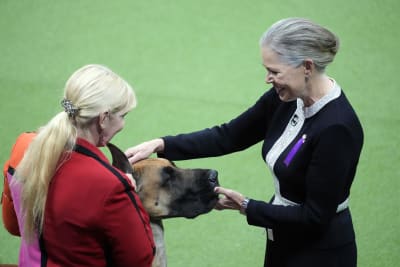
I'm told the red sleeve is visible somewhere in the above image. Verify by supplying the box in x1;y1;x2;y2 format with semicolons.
101;183;155;267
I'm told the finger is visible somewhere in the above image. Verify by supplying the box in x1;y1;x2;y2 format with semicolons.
214;186;230;195
125;148;148;164
217;198;240;210
128;154;142;164
214;201;224;210
125;147;138;158
215;187;238;200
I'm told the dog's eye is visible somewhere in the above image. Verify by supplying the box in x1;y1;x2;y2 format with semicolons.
161;166;175;186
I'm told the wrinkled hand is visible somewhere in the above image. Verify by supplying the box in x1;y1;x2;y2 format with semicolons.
214;186;245;211
125;138;165;164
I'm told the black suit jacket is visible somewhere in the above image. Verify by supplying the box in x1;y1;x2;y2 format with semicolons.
160;86;363;250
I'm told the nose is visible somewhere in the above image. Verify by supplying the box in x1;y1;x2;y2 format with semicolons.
265;73;274;84
207;170;219;188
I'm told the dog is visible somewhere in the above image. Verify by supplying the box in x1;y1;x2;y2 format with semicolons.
107;143;219;267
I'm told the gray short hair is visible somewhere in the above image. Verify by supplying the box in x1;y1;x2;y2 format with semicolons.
259;18;340;72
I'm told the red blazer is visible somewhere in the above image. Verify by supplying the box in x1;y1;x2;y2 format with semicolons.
43;138;155;267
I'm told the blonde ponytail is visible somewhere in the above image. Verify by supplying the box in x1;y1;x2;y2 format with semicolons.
16;112;77;240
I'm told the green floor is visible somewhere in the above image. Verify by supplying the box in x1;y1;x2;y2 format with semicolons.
1;0;399;266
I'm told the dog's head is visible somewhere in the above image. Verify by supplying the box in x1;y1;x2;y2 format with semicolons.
107;143;219;220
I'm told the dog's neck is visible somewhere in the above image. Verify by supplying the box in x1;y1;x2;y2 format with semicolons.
106;143;168;267
150;219;167;267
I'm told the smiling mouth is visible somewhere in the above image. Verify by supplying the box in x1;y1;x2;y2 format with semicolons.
275;86;284;94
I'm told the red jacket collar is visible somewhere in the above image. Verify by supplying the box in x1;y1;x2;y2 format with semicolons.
75;138;110;163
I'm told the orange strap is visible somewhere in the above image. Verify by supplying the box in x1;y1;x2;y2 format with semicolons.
2;132;36;236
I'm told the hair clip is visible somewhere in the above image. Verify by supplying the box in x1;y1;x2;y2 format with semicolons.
61;99;79;117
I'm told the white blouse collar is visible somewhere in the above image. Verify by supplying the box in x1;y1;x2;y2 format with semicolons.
297;79;341;118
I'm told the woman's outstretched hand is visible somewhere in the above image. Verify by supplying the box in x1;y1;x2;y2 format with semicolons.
214;186;245;211
125;138;165;164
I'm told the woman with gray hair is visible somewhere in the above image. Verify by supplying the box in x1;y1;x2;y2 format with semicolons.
126;18;363;266
13;64;155;266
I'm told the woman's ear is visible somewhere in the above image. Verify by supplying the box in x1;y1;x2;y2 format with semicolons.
98;111;110;130
303;59;314;76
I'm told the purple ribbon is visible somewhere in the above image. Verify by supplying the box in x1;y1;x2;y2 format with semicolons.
284;134;306;166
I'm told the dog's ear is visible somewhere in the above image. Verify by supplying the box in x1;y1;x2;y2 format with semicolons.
107;143;134;175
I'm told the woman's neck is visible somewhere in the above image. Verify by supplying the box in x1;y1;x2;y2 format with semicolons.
302;74;334;107
77;126;100;147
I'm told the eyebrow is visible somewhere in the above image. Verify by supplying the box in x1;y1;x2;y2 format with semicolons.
262;64;278;73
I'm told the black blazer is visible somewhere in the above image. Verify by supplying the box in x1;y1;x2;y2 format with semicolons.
160;86;363;249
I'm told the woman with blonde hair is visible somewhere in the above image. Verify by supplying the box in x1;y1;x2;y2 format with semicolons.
13;64;155;267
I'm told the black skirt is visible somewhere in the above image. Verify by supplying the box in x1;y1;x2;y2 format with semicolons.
264;238;356;267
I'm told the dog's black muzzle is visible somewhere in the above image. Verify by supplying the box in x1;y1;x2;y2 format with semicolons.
207;169;219;189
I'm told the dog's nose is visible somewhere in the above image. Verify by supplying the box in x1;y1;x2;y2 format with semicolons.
208;170;219;188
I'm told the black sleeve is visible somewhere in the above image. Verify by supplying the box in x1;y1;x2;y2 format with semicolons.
159;89;280;160
246;124;359;230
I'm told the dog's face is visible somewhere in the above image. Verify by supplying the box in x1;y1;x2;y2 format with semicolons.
107;143;219;220
133;158;219;219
